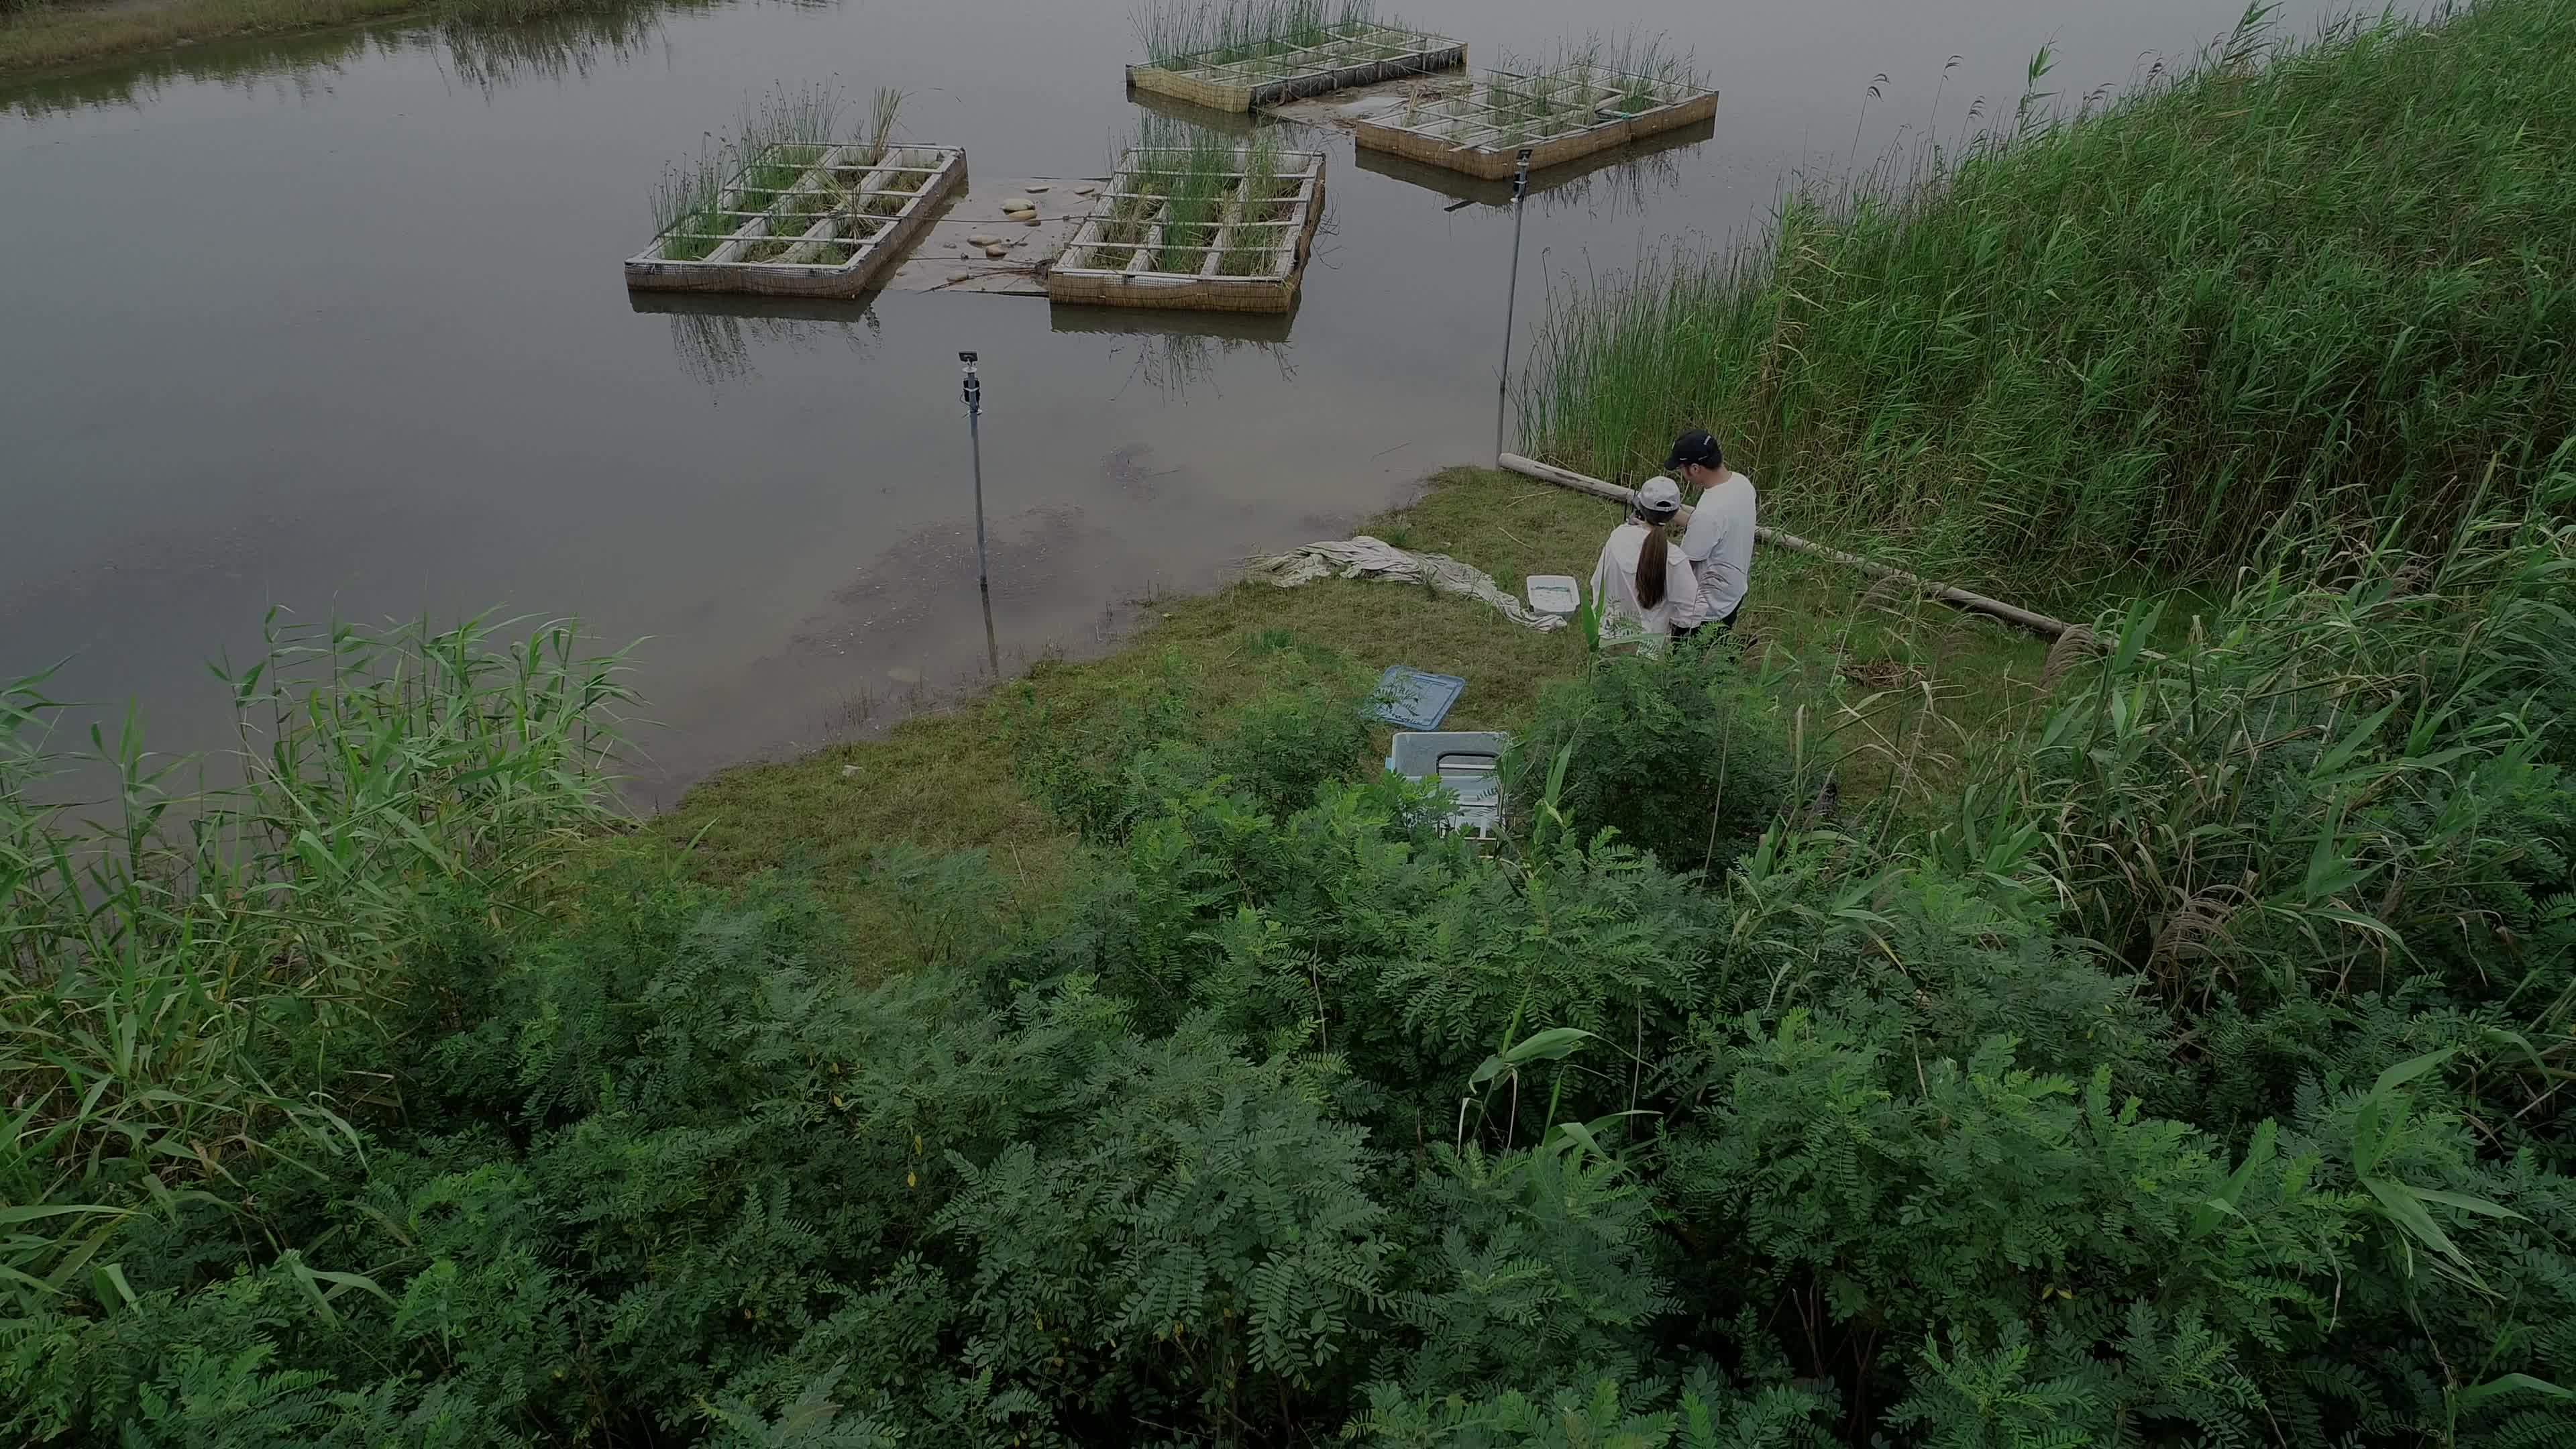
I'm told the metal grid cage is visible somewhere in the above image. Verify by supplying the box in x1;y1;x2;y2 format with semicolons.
1047;146;1327;314
625;144;966;297
1352;68;1718;179
1126;21;1464;112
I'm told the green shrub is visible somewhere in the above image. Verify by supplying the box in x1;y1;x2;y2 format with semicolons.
1931;503;2576;1016
1008;663;1371;841
1505;641;1803;875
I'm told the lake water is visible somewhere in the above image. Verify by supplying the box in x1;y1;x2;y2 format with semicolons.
0;0;2367;799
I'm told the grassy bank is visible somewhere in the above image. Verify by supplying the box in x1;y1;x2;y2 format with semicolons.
0;0;635;76
658;466;2050;952
1521;0;2576;583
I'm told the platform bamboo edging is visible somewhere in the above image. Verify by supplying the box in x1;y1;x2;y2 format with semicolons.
627;144;965;299
1048;147;1326;315
1352;70;1718;180
1127;23;1464;113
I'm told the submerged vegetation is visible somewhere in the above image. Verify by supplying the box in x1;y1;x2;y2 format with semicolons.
1520;0;2576;584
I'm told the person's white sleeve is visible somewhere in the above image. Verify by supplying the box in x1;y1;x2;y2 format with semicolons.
1589;538;1615;613
1669;550;1705;628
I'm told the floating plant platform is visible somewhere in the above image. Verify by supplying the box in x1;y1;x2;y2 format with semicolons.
1350;110;1715;206
1350;67;1717;180
626;144;965;298
1126;21;1463;113
1048;146;1326;315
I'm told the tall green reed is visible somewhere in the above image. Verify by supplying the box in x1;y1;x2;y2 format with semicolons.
1123;114;1240;273
1218;127;1285;274
1922;472;2576;1014
1519;0;2576;584
1132;0;1379;67
650;78;855;256
1;612;633;1309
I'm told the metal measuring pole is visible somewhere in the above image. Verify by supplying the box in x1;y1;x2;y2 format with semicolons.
1494;147;1534;462
960;351;987;592
959;351;1000;676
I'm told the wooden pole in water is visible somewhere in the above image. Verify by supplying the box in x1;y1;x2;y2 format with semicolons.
1494;148;1534;463
1495;451;2078;641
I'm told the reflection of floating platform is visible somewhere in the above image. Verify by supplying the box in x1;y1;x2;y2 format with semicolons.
625;290;877;321
1352;113;1715;206
1122;83;1271;136
1126;21;1464;113
625;144;965;298
1049;146;1326;315
1351;70;1718;180
1046;304;1296;342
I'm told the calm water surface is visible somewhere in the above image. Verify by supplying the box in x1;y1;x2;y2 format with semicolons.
0;0;2367;797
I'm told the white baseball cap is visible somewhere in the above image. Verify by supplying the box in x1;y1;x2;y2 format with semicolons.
1635;476;1682;518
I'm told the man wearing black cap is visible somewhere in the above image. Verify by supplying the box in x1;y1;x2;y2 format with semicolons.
1668;429;1756;634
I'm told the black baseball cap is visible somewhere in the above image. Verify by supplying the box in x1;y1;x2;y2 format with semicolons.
1664;429;1723;472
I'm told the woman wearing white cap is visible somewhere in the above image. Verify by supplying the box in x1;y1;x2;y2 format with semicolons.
1587;476;1703;653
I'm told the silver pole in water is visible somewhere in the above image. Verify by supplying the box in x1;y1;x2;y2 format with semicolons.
961;351;987;590
1495;147;1534;463
961;351;998;675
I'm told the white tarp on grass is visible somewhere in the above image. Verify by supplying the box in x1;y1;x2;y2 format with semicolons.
1245;536;1567;632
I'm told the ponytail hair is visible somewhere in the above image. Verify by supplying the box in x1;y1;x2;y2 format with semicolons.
1635;519;1670;610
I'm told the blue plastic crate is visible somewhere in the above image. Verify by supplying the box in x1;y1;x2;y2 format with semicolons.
1369;666;1465;729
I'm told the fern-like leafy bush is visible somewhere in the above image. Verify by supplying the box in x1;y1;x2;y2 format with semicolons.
8;467;2575;1443
1507;638;1804;875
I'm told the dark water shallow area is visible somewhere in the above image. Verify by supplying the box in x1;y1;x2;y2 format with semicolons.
0;0;2378;800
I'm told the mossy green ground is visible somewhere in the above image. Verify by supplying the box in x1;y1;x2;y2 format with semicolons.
654;467;2052;958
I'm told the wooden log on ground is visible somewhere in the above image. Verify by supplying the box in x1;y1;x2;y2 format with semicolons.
1496;453;2076;641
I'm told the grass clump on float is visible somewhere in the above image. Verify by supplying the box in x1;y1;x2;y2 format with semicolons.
1144;119;1240;274
1217;127;1287;275
1483;32;1703;145
647;82;912;266
647;79;843;262
1132;0;1377;69
1516;0;2576;584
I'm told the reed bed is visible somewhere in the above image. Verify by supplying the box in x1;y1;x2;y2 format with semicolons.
1476;33;1702;143
648;83;909;265
1;614;633;1297
1080;114;1282;276
1132;0;1376;69
1517;0;2576;582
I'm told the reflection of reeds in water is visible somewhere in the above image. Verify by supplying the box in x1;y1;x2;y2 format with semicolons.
4;0;700;120
1121;331;1294;399
665;307;878;388
439;0;693;90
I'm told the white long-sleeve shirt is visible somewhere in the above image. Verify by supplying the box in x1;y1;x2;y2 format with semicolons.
1680;471;1758;623
1589;521;1702;652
